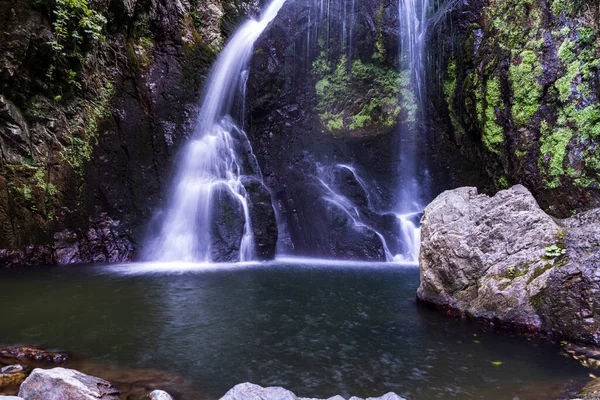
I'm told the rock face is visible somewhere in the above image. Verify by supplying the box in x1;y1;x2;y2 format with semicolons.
426;0;600;216
0;0;260;266
220;383;406;400
18;368;120;400
418;185;600;345
243;0;472;260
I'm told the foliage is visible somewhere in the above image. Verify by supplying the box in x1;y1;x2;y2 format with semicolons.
64;82;114;176
545;244;566;258
32;0;107;93
49;0;106;55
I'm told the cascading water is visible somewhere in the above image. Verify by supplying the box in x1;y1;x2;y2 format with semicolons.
317;164;395;261
394;0;432;263
144;0;286;263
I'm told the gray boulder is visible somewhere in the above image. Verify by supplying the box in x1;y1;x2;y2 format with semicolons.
418;185;600;345
147;390;174;400
18;367;120;400
219;383;406;400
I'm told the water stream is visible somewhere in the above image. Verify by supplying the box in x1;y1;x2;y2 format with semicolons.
395;0;433;262
144;0;286;262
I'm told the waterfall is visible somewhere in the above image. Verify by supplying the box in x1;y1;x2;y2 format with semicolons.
144;0;286;263
394;0;431;263
317;164;395;261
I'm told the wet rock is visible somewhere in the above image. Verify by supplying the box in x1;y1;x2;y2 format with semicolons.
18;368;120;400
419;185;600;345
0;364;27;388
210;186;245;262
576;378;600;400
0;347;67;365
220;383;407;400
242;177;278;260
147;390;174;400
0;365;23;374
0;95;30;164
0;363;27;388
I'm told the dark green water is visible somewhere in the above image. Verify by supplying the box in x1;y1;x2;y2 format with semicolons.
0;261;589;399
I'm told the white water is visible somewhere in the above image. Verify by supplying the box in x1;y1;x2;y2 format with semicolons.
144;0;286;262
394;0;430;263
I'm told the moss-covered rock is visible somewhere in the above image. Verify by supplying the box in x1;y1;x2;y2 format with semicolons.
428;0;600;216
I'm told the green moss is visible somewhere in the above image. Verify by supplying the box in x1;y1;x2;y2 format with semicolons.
32;168;57;196
498;175;510;188
509;50;542;126
313;56;409;135
538;121;572;188
64;81;114;176
327;118;344;131
482;77;504;154
526;263;553;284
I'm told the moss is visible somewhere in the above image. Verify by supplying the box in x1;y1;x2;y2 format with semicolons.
530;291;544;308
500;263;530;280
498;175;510;188
32;168;57;197
64;81;115;177
509;50;542;126
482;77;504;154
313;56;410;135
538;122;572;189
526;263;553;284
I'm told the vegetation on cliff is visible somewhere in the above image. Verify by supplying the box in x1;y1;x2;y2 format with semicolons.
436;0;600;215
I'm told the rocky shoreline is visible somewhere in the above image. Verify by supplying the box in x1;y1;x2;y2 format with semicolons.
0;345;597;400
0;346;408;400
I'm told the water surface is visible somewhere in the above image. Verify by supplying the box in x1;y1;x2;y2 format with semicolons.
0;261;588;399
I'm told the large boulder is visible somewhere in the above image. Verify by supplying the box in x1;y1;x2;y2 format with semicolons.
418;185;600;345
219;383;406;400
18;367;120;400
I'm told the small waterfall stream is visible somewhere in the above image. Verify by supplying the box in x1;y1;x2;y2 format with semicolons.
394;0;432;263
144;0;286;262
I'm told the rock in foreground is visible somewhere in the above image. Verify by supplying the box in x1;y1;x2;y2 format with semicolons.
18;368;120;400
418;185;600;346
220;382;406;400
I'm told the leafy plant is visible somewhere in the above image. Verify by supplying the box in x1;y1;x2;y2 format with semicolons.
545;244;567;258
49;0;106;55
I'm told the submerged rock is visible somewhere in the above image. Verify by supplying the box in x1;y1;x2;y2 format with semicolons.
18;368;120;400
220;383;406;400
0;347;67;365
418;185;600;346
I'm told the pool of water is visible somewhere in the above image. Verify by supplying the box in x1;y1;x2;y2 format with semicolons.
0;260;589;399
